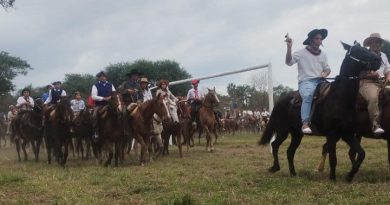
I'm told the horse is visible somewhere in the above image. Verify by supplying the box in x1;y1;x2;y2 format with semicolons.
44;96;73;166
316;88;390;172
127;93;170;165
199;88;220;152
177;100;193;151
11;99;44;161
161;99;182;157
258;42;382;182
0;118;7;147
72;108;94;160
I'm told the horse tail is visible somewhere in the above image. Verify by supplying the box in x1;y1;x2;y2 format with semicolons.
258;93;293;145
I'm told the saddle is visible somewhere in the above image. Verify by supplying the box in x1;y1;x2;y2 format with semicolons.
290;82;332;107
127;103;139;117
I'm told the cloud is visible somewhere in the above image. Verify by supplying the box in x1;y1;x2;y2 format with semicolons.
1;0;390;96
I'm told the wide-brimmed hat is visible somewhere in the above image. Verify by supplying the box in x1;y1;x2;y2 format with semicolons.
363;33;384;47
52;81;62;85
96;71;108;78
157;79;169;87
140;77;149;84
191;79;200;85
126;69;143;77
303;29;328;45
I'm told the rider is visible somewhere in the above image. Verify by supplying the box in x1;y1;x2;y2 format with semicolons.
187;79;203;126
6;105;18;136
140;77;153;102
16;88;35;111
156;79;178;103
70;91;86;117
285;28;331;134
91;71;116;140
118;69;143;105
359;33;390;134
44;81;67;106
41;84;53;102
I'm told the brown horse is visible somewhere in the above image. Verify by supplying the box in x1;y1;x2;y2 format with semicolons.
178;100;193;152
72;109;94;160
11;99;44;161
44;96;73;166
161;99;182;157
94;92;124;167
199;88;220;152
128;93;170;165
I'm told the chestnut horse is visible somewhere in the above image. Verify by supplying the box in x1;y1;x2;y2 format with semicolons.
161;99;182;157
199;88;220;152
128;93;170;165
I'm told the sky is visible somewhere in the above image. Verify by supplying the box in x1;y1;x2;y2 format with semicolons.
1;0;390;95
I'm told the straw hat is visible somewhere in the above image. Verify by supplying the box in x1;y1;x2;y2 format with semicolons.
140;77;149;84
363;33;384;47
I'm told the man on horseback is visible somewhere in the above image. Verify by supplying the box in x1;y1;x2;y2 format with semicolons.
359;33;390;134
140;77;152;102
187;79;203;126
91;71;116;141
118;69;143;104
16;88;35;111
44;81;67;106
285;29;331;134
41;85;53;102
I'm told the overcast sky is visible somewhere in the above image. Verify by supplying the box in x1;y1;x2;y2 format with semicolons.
1;0;390;95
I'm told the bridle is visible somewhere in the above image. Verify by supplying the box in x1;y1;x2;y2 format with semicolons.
347;45;374;70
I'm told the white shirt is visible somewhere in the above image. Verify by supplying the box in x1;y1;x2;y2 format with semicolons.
70;99;86;112
142;89;153;102
16;96;35;110
376;52;390;77
44;89;67;104
187;88;204;101
7;110;17;121
287;48;331;82
91;82;116;101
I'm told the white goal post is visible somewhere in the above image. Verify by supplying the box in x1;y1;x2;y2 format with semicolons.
151;63;274;111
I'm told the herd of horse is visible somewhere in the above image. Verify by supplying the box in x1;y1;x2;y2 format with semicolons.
2;41;382;183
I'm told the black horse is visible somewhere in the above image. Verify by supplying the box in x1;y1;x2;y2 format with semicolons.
259;42;382;182
11;99;44;161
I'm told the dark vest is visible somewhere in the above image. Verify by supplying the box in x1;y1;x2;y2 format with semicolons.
51;89;63;104
95;82;112;106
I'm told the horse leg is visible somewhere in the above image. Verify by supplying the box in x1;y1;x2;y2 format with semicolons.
114;141;120;167
327;134;341;181
15;138;21;162
21;140;28;161
203;126;211;152
137;135;147;166
348;136;362;165
212;127;219;151
30;140;37;162
316;142;328;172
342;134;365;182
62;139;69;167
177;132;183;158
45;136;52;164
35;137;42;162
287;129;303;176
387;137;390;167
104;142;113;167
269;131;288;173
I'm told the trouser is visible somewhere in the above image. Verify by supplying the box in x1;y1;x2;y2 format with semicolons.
298;78;324;124
190;101;201;123
359;81;381;129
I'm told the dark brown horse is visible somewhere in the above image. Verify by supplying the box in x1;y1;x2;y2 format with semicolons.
199;88;220;152
316;90;390;171
11;99;44;161
72;109;94;160
161;99;182;157
45;96;73;166
178;100;193;152
259;42;382;182
93;92;124;167
128;93;170;165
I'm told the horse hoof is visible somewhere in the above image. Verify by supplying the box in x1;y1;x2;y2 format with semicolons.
268;166;280;173
290;172;297;177
345;173;354;183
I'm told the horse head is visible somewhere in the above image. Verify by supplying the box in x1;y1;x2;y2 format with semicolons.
339;41;382;77
165;98;179;124
178;100;191;120
108;92;123;114
153;93;171;122
205;87;220;107
57;96;73;124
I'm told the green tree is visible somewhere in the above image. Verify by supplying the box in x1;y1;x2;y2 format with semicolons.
0;0;15;8
273;84;294;102
0;51;32;97
105;59;192;96
62;73;95;98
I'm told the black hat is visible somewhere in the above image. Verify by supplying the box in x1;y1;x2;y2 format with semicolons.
303;29;328;45
96;71;108;78
52;81;62;85
126;69;143;77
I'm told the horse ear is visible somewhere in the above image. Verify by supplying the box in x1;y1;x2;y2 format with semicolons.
353;40;361;46
341;41;351;50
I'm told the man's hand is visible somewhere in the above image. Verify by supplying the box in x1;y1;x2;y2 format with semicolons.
104;96;112;101
321;70;331;78
127;89;138;94
366;71;379;79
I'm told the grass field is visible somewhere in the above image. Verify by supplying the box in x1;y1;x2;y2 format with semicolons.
0;133;389;205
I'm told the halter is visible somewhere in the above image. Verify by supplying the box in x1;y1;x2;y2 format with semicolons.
347;45;373;69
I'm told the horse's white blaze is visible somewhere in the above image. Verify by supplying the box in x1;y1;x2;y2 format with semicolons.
163;99;171;119
117;94;123;112
168;103;179;123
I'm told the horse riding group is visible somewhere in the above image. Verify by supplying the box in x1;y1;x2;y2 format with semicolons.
8;69;221;167
259;29;390;182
